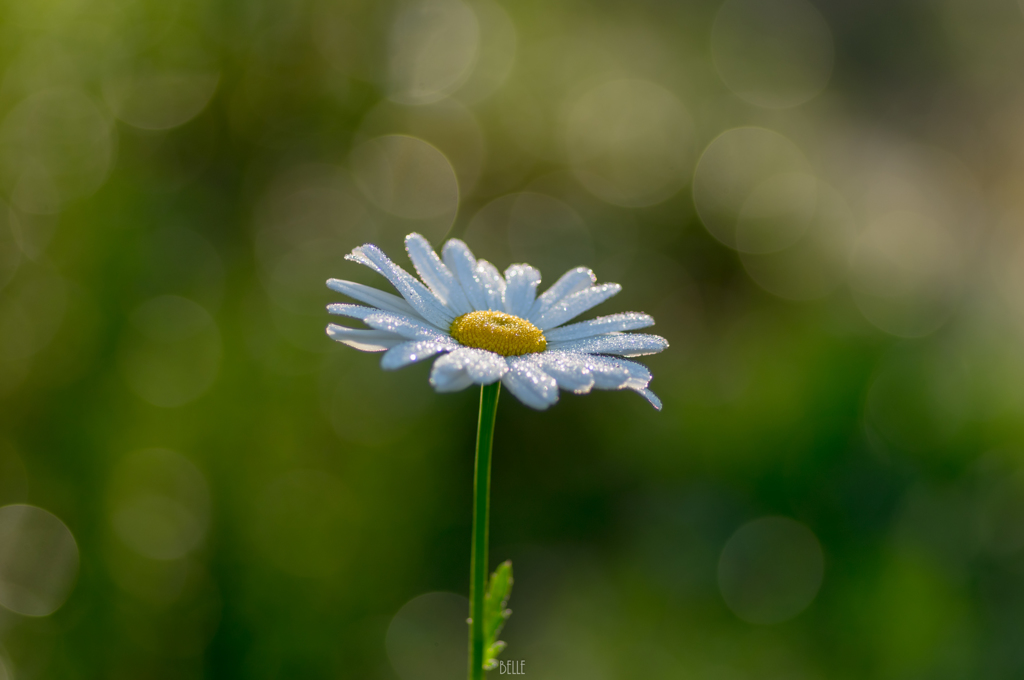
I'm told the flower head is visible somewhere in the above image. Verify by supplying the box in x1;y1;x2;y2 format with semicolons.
325;233;668;410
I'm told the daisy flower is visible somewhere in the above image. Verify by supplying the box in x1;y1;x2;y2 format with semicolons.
325;233;668;410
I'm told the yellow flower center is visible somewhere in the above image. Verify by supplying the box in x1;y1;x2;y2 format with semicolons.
449;310;547;356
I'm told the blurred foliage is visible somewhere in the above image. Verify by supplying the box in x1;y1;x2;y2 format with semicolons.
1;0;1024;678
483;560;512;671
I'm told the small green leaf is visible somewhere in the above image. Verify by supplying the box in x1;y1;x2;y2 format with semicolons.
482;560;513;671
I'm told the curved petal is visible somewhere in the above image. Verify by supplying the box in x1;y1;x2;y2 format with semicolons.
475;260;506;310
534;283;622;330
405;233;473;315
549;332;668;357
429;347;509;392
328;303;443;338
637;388;663;410
544;312;654;342
429;363;475;392
381;340;455;370
327;302;391;320
546;351;661;409
363;312;454;342
579;356;630;389
534;352;594;394
326;324;406;352
326;279;419;318
528;267;595;321
441;239;490;312
346;244;454;328
579;354;650;389
503;264;541;318
502;356;559;410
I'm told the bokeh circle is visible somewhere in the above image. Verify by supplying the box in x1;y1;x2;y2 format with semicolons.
565;79;694;207
711;0;834;108
0;504;79;617
718;516;824;624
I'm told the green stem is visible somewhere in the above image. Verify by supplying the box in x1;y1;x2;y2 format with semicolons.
469;381;500;680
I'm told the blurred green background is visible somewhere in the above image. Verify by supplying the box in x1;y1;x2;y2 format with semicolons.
2;0;1024;677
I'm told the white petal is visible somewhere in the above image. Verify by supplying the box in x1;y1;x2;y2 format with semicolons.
637;388;663;410
528;267;596;320
342;248;384;275
502;356;559;410
540;351;661;407
328;303;442;336
429;348;509;392
326;302;387;320
549;332;668;357
544;312;654;342
580;354;651;389
326;279;419;317
346;244;454;328
534;352;594;394
363;312;453;341
429;364;475;392
381;340;454;370
534;283;622;330
405;233;473;315
326;324;406;352
441;239;490;311
475;260;506;310
503;264;541;318
581;356;630;389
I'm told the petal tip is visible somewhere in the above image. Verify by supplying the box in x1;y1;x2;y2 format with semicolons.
639;388;663;410
572;266;597;283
